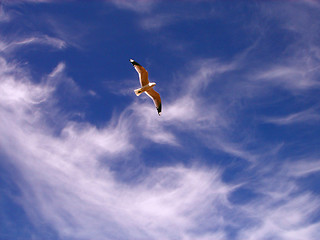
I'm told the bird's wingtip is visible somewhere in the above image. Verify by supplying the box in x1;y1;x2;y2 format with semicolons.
130;59;141;66
157;103;162;116
157;107;162;116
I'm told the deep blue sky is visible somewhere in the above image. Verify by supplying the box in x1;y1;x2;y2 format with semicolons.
1;1;320;240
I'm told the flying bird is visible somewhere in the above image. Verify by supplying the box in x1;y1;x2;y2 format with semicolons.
130;59;162;115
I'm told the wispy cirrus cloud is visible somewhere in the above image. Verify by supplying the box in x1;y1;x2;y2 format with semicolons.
139;13;175;30
108;0;158;13
127;58;231;138
5;44;315;240
225;157;320;240
247;2;320;94
0;55;233;240
1;1;320;239
125;57;265;163
44;16;90;49
0;4;11;22
139;6;216;31
238;193;320;240
1;0;73;4
48;62;66;78
0;2;89;51
253;64;320;92
0;35;66;53
286;158;320;177
2;34;320;240
263;107;320;125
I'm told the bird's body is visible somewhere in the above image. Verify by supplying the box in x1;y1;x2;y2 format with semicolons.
134;82;156;96
130;59;162;115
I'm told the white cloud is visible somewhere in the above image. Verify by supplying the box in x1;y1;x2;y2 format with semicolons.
253;65;320;91
247;2;320;95
6;51;309;240
140;13;174;30
158;58;261;162
108;0;158;13
0;35;66;53
138;2;217;31
238;193;320;240
231;158;320;240
40;15;91;50
124;58;247;159
0;4;11;22
2;0;71;3
1;40;320;240
0;56;235;240
48;62;66;78
286;159;320;177
184;58;237;94
1;1;320;237
263;108;320;125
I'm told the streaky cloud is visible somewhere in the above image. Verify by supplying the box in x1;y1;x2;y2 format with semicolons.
238;194;320;240
263;108;320;125
286;159;320;177
0;35;66;53
108;0;157;13
0;56;234;239
253;65;320;91
48;62;66;78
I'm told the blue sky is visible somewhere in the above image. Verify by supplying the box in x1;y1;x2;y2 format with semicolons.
1;0;320;239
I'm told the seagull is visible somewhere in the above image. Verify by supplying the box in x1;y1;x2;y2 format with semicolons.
130;59;162;116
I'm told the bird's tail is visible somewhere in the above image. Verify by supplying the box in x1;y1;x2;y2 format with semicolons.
134;88;143;96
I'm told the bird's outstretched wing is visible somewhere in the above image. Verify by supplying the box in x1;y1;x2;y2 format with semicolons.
146;88;162;115
130;59;149;87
